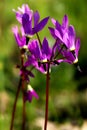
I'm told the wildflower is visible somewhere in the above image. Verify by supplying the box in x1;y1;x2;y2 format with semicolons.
49;15;80;64
25;38;50;73
12;26;26;48
13;4;49;36
25;38;63;73
13;4;33;24
56;38;80;64
25;84;39;102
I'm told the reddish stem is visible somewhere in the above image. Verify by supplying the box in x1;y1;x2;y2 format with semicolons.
44;63;50;130
10;78;21;130
22;91;26;130
21;52;26;130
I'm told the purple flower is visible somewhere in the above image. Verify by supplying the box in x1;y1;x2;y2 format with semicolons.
49;15;77;51
49;15;68;42
13;4;33;24
25;38;63;73
25;84;39;102
12;26;26;48
25;38;51;73
56;38;80;64
49;15;80;64
13;4;49;36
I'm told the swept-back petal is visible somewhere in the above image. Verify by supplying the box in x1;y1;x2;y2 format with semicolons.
51;18;57;26
13;10;22;23
22;13;32;35
62;15;68;29
24;4;33;14
48;27;57;39
28;40;41;59
25;85;39;102
42;38;52;58
55;21;63;38
75;38;80;56
68;25;75;50
51;18;63;38
49;27;63;41
34;11;40;26
12;26;26;47
32;17;49;34
62;50;75;64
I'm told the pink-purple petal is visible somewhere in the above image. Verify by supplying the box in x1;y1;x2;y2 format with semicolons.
33;11;40;26
48;27;57;39
28;40;41;59
62;15;69;29
24;4;32;14
22;13;32;35
54;28;63;41
25;89;39;102
42;38;52;58
68;25;75;49
55;21;63;38
12;26;26;47
15;11;22;23
32;17;49;34
51;18;57;26
75;38;80;56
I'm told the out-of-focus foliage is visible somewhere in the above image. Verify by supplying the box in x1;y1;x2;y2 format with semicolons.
0;0;87;129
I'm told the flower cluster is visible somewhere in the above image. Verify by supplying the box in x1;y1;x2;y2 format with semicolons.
49;15;80;64
12;4;80;102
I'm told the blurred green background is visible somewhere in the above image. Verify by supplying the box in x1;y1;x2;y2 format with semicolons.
0;0;87;130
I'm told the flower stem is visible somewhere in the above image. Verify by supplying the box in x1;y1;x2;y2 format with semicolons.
36;33;42;48
22;91;26;130
54;44;65;59
21;52;26;130
10;78;21;130
44;63;50;130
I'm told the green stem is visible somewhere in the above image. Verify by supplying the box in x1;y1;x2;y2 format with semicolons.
36;33;42;48
44;63;50;130
54;44;64;59
10;78;21;130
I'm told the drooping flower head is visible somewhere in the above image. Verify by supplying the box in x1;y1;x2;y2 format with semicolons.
25;38;51;73
49;15;80;64
13;4;33;24
13;4;49;36
25;38;63;73
25;84;39;102
56;38;80;64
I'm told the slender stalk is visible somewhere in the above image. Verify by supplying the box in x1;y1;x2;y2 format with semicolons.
44;63;50;130
21;52;26;130
21;75;26;130
36;33;42;48
54;44;64;59
10;78;21;130
22;91;26;130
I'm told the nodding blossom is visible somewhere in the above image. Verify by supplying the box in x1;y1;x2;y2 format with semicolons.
25;84;39;102
25;38;63;74
13;4;49;36
49;15;80;64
